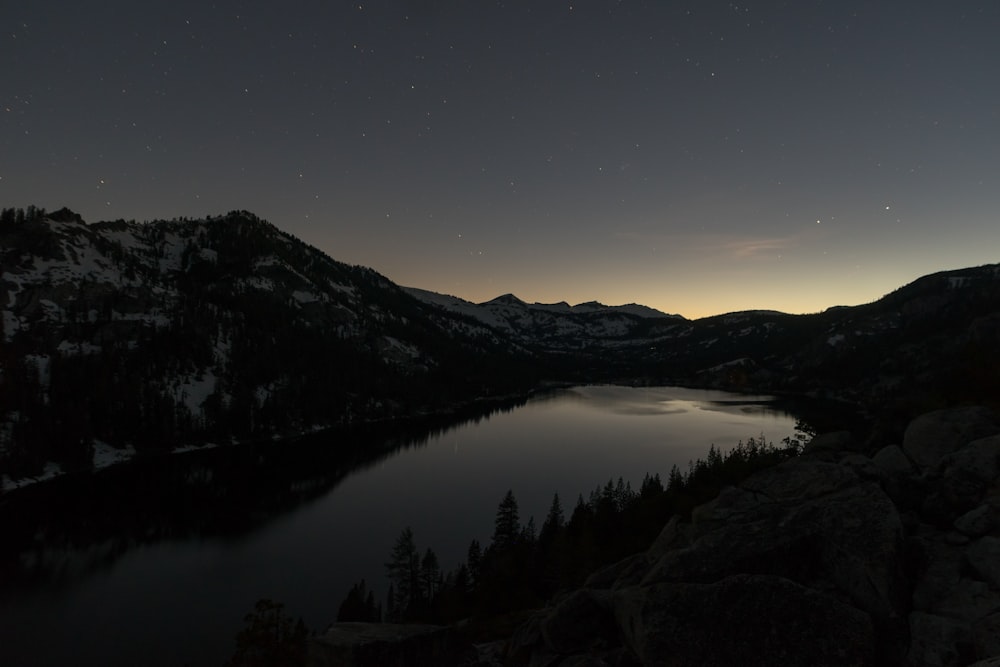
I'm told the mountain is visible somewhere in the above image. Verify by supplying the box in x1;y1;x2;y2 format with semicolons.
403;287;682;353
0;208;537;483
3;206;1000;487
411;266;1000;416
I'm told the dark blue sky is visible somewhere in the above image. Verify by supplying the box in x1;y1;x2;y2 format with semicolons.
5;1;999;317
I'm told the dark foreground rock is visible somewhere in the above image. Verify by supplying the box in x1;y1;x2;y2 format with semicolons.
307;622;465;667
502;406;1000;667
308;407;1000;667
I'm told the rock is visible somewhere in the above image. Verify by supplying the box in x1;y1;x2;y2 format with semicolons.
966;536;1000;588
503;408;1000;667
539;589;617;655
803;430;856;454
584;552;646;590
872;445;915;477
967;659;1000;667
932;578;998;623
644;514;688;555
737;457;861;502
936;436;1000;516
308;622;465;667
839;453;883;481
940;435;1000;484
902;407;1000;473
907;612;973;667
463;641;505;667
555;655;613;667
972;613;1000;661
613;574;875;667
585;516;688;590
873;445;927;511
650;458;907;625
954;504;996;537
944;531;971;545
503;611;551;667
908;530;964;613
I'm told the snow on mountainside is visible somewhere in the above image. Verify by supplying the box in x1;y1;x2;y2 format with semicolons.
0;208;536;487
3;206;1000;490
403;286;683;350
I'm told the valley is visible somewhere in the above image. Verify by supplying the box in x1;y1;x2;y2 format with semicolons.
3;208;1000;666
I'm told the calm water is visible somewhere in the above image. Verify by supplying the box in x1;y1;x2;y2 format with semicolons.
0;386;803;666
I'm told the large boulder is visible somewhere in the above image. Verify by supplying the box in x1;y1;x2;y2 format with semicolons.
660;457;907;625
966;536;1000;588
907;612;973;667
613;574;874;667
902;407;1000;473
503;410;1000;667
307;623;465;667
539;589;617;655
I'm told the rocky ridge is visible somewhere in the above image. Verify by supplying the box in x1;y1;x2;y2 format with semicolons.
311;406;1000;666
499;406;1000;667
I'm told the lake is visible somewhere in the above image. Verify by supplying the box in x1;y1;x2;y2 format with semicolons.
0;385;807;666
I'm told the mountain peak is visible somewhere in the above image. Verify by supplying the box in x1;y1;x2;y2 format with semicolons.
47;207;85;224
485;293;527;306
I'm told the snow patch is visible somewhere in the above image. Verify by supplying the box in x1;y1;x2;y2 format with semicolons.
292;290;320;304
827;334;846;347
1;461;62;493
705;357;752;373
2;310;23;342
381;335;422;359
57;340;103;355
328;282;356;295
39;299;66;322
112;310;172;328
92;440;137;471
173;442;218;454
174;370;217;415
242;276;276;292
156;233;187;273
24;354;51;389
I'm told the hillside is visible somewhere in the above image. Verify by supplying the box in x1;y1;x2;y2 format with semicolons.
3;207;1000;487
409;265;1000;417
0;208;536;483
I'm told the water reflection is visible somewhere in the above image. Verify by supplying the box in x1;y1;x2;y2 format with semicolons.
0;386;822;666
0;397;530;594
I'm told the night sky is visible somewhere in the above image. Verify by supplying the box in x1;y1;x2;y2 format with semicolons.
5;1;999;318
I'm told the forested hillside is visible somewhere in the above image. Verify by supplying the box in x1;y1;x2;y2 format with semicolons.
4;206;1000;485
1;208;536;479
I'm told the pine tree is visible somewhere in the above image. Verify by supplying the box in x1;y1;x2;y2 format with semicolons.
226;599;307;667
521;516;537;544
492;489;521;552
540;492;564;543
420;548;441;600
384;527;420;618
640;472;664;498
667;464;685;491
466;539;482;590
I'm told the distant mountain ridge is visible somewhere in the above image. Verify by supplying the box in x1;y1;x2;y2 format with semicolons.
3;206;1000;487
403;286;682;352
405;287;678;319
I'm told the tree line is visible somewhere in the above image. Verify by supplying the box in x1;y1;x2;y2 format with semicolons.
335;433;805;631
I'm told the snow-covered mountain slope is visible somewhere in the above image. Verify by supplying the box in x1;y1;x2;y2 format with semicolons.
4;205;1000;488
0;208;536;483
403;287;683;350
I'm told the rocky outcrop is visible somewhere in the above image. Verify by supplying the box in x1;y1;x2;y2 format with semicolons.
504;407;1000;667
308;622;465;667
